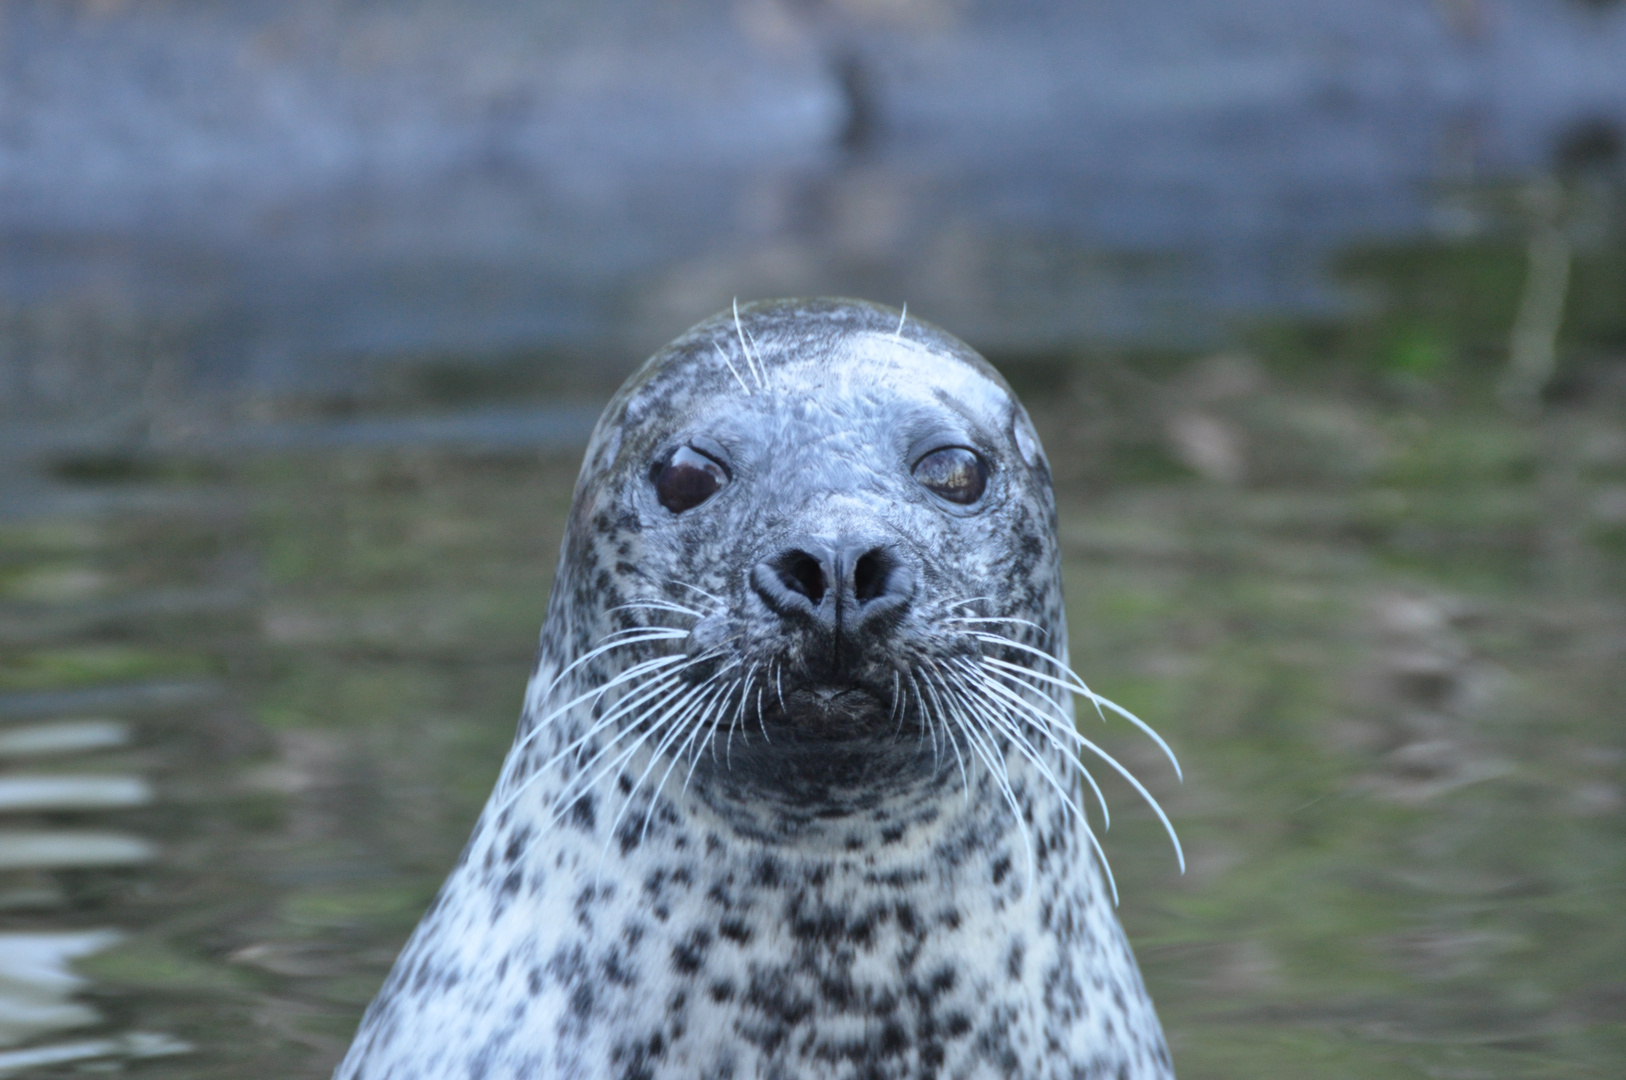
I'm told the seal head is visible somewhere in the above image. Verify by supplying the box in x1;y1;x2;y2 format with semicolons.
337;298;1178;1080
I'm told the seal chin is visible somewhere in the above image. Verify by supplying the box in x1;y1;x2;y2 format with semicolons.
774;681;897;740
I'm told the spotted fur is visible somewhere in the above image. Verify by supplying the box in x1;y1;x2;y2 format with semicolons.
336;299;1177;1079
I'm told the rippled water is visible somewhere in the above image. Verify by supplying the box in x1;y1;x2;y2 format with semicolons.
1;249;1624;1077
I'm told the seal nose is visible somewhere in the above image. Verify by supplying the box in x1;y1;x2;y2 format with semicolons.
752;538;915;637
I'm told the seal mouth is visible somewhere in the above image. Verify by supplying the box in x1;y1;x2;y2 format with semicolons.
766;680;898;740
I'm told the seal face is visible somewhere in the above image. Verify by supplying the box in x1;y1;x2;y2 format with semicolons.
336;299;1179;1080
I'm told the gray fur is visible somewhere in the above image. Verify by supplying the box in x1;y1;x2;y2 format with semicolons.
336;298;1177;1080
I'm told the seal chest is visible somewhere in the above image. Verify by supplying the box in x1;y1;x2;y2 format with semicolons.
337;299;1180;1079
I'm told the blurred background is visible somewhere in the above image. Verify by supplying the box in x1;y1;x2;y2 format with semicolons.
1;0;1623;1075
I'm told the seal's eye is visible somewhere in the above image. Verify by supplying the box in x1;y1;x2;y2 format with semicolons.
654;445;729;513
913;446;987;505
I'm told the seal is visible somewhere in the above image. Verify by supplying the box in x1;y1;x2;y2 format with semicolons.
335;298;1182;1080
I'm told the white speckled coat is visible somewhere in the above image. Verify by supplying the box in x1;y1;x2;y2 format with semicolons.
337;299;1176;1080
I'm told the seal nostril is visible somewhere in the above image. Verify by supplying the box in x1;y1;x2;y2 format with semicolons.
775;550;827;606
852;549;890;603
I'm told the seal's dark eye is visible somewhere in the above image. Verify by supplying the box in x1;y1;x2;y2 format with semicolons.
654;445;729;513
913;447;987;505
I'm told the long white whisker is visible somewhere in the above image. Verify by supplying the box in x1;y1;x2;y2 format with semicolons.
948;671;1092;840
968;660;1112;829
608;599;706;620
524;650;730;815
724;663;757;766
597;666;736;851
688;675;740;781
640;676;737;844
940;662;1123;903
507;664;701;816
975;642;1183;781
505;653;688;785
713;342;752;396
660;579;724;605
890;669;905;737
907;670;937;765
979;664;1183;873
934;665;1036;883
945;615;1048;637
733;298;766;389
522;626;687;716
917;669;969;801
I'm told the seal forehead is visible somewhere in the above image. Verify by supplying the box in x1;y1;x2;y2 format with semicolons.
795;332;1012;420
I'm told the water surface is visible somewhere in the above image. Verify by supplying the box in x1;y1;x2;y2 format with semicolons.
2;225;1623;1076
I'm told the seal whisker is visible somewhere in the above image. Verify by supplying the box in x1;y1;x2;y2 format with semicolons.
972;635;1183;781
592;665;739;850
960;658;1112;828
946;615;1049;637
732;297;767;390
518;667;701;820
893;301;907;341
917;668;969;802
684;677;742;791
623;670;741;848
973;665;1165;850
986;692;1110;832
976;660;1184;872
610;599;708;621
504;653;689;791
712;342;753;396
524;626;688;712
633;676;736;847
945;665;1089;836
508;652;693;779
724;663;757;766
889;669;905;738
939;665;1122;902
906;669;937;764
659;579;725;606
528;651;732;821
552;665;698;774
934;663;1038;882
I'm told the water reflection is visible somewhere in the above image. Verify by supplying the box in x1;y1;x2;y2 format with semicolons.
0;716;183;1073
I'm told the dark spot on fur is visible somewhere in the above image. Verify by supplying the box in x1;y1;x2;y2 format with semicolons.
569;795;596;831
504;828;532;864
1006;941;1025;980
671;929;711;975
